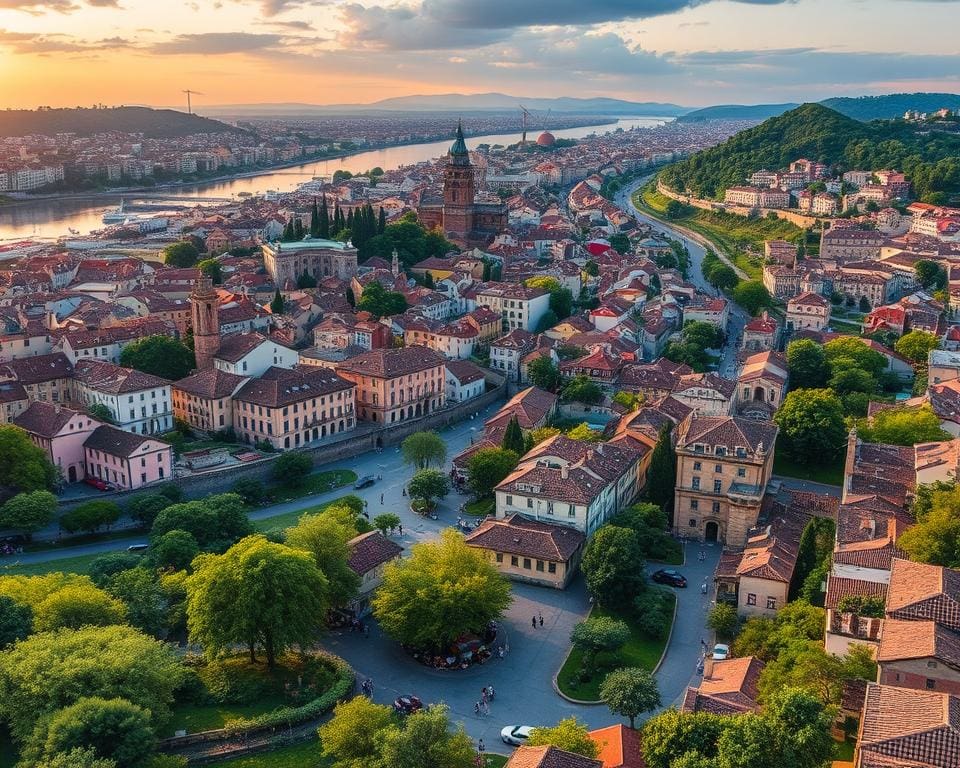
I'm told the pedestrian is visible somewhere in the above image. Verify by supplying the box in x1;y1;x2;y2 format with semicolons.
402;487;407;496
380;494;384;504
532;616;537;628
378;473;382;480
538;613;543;627
481;687;487;700
498;646;505;659
364;625;370;639
701;581;708;594
488;685;495;701
474;701;481;715
482;700;490;715
398;523;403;535
478;739;485;753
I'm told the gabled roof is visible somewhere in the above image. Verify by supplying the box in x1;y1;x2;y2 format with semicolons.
886;559;960;632
681;656;765;715
877;620;960;669
83;424;168;458
347;530;403;576
173;368;249;399
12;401;91;438
679;415;777;457
465;514;585;562
505;745;602;768
588;724;644;768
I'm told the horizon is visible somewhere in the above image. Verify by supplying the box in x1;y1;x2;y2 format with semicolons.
1;0;959;110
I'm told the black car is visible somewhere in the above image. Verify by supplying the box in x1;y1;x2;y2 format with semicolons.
393;695;423;715
354;476;376;489
652;569;688;588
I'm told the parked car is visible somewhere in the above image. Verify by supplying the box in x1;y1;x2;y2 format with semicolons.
354;476;376;490
393;695;423;715
712;643;730;661
84;476;110;491
652;569;688;588
126;543;149;554
501;725;534;746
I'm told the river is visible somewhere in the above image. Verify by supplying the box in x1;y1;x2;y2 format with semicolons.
0;117;667;241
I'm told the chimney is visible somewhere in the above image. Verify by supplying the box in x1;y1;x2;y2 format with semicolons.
586;449;595;461
561;465;569;480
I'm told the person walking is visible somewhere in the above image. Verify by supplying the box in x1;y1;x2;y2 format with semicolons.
380;494;384;504
478;739;485;753
398;523;403;535
474;701;481;715
488;685;495;701
538;613;544;627
532;616;537;628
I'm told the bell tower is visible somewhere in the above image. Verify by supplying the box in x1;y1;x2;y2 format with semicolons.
191;276;220;370
442;120;475;237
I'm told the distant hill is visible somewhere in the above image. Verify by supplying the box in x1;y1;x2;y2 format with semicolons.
0;107;242;138
659;102;960;202
678;92;960;123
202;93;686;117
677;103;800;122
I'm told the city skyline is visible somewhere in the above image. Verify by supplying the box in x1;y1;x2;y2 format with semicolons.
0;0;958;110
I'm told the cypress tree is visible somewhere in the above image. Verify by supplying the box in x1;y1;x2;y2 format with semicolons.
293;217;304;239
319;196;330;238
333;204;342;232
646;424;676;512
378;206;386;234
281;219;294;242
501;416;525;455
310;198;320;237
270;288;284;315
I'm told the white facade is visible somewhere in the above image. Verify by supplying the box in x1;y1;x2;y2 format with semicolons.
72;381;172;435
215;339;298;378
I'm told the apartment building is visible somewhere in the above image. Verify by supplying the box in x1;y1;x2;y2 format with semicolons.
786;291;831;331
83;424;173;491
71;359;172;435
172;368;249;433
474;282;551;332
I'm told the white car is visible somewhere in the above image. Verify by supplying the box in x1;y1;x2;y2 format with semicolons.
712;643;730;660
501;725;534;746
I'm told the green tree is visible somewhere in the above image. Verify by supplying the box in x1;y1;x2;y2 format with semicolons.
34;747;117;768
612;391;643;411
88;554;141;587
715;714;779;768
824;337;886;377
150;530;199;571
32;583;126;632
646;424;676;510
60;500;122;535
785;339;830;390
0;595;32;648
25;697;155;768
230;478;265;506
0;490;57;539
466;447;519;499
570;616;630;673
774;388;846;462
197;258;222;283
828;367;877;397
567;422;602;441
376;704;475;768
584;260;599;277
87;404;115;424
401;432;447;470
527;717;599;759
600;667;661;728
119;336;195;381
0;624;183;743
150;494;251;548
915;259;947;289
608;233;630;254
641;709;726;768
373;513;401;535
731;281;771;315
858;405;950;446
186;535;329;667
0;425;56;502
763;687;836;768
372;528;511;652
561;374;602;404
318;696;395;768
272;451;313;485
707;603;739;640
284;509;361;607
162;241;199;267
529;426;562;445
270;288;284;315
408;469;450;504
356;281;408;318
581;526;646;608
707;264;740;292
500;415;525;455
104;568;166;636
126;494;171;527
895;329;940;364
898;483;960;566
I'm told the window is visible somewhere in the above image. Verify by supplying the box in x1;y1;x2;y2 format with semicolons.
927;660;938;669
737;467;746;478
568;505;576;517
536;560;544;572
692;477;700;490
523;558;531;570
747;593;757;606
506;495;513;506
713;480;722;493
548;562;556;574
510;556;518;567
712;501;720;514
714;464;722;473
693;461;702;471
689;518;697;527
766;596;777;610
926;679;936;690
527;498;533;509
495;553;503;563
690;500;699;510
547;502;554;515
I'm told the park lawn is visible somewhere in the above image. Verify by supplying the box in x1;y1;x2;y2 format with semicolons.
773;453;844;487
253;494;358;534
165;697;289;736
270;469;357;503
649;545;685;566
634;185;805;281
24;527;143;554
215;739;331;768
464;498;495;517
556;596;675;702
0;550;124;576
484;756;508;768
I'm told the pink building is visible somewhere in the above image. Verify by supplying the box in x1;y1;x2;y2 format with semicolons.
83;424;173;491
12;402;100;484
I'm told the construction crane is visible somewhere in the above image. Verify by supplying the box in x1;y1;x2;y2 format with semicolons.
182;89;204;115
519;104;533;145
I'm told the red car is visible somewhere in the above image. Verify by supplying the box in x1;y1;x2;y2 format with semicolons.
84;477;110;491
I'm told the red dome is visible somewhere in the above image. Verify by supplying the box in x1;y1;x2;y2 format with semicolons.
536;131;556;147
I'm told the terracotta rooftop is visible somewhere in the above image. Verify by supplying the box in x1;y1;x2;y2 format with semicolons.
74;359;169;393
235;365;353;408
588;724;644;768
335;345;445;378
486;386;557;432
12;401;91;438
173;368;249;399
886;559;960;632
505;745;603;768
680;656;765;715
825;576;888;611
347;530;403;576
877;619;960;669
465;514;586;562
83;424;167;458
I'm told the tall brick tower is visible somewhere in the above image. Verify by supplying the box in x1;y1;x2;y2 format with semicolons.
191;276;220;370
442;120;475;238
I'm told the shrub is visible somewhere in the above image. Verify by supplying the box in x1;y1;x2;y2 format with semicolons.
633;589;674;640
230;478;266;505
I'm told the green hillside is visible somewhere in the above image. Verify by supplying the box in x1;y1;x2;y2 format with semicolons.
0;107;243;139
821;92;960;121
659;103;960;203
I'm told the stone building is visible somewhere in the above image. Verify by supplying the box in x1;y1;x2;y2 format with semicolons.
261;239;358;287
191;276;220;371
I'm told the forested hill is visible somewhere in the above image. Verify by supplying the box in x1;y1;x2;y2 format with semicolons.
0;107;242;138
658;103;960;203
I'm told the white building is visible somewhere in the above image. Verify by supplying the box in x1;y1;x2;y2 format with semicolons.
71;359;172;435
213;332;298;378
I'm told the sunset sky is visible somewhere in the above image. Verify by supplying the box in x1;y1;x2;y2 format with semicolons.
0;0;958;110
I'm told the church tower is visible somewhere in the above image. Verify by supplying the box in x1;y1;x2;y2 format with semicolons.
391;248;400;277
191;276;220;370
442;120;475;238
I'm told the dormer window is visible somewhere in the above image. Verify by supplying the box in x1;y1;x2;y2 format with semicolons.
714;446;726;457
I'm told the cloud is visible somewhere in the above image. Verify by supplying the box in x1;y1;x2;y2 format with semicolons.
266;19;314;30
0;27;132;52
338;2;506;50
150;32;287;55
0;0;117;13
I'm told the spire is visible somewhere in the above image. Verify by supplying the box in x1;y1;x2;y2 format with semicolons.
449;119;468;157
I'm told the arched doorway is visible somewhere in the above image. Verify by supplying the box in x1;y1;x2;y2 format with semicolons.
754;386;764;402
705;521;720;542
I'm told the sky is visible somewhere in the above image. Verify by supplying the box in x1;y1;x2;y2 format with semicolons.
0;0;958;110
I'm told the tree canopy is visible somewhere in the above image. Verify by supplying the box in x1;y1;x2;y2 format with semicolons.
372;528;511;652
898;483;960;567
581;525;646;609
466;447;519;499
0;425;57;502
162;241;199;267
284;507;360;607
857;405;950;446
561;374;602;404
119;336;195;381
774;388;847;463
646;424;676;510
785;339;830;390
894;330;940;364
0;490;58;538
186;535;329;667
527;357;561;391
401;432;447;470
356;281;408;318
527;717;599;759
600;667;661;728
731;281;772;316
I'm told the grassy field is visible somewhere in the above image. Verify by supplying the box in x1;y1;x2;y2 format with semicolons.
556;597;675;701
253;494;358;534
634;184;806;280
773;453;844;486
0;550;124;576
165;698;289;736
215;739;331;768
835;739;856;761
464;498;495;517
271;469;358;503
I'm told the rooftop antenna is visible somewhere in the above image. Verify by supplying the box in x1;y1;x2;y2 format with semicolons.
519;104;533;146
182;89;205;115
